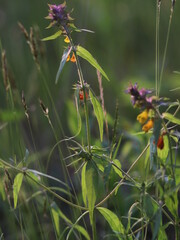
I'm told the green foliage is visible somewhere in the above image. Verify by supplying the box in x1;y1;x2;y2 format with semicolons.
163;112;180;125
89;90;104;141
13;173;23;209
41;30;62;41
76;46;109;81
85;161;99;225
97;207;125;239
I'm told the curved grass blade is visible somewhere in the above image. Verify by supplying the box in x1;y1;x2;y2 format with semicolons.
89;90;104;141
55;47;72;84
27;169;69;188
41;30;62;41
76;45;109;81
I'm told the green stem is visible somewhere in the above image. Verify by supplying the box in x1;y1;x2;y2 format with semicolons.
92;214;97;240
64;27;91;153
158;5;173;96
96;144;149;207
0;158;87;210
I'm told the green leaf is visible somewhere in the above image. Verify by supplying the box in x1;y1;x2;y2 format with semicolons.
13;173;23;209
51;202;72;224
81;162;87;207
89;90;104;141
0;110;24;122
41;30;62;41
97;207;125;238
157;135;169;162
152;209;162;240
27;169;68;188
50;202;60;237
86;161;98;225
76;45;109;81
165;193;178;218
112;159;123;178
55;47;72;84
74;225;90;240
162;112;180;125
143;194;157;219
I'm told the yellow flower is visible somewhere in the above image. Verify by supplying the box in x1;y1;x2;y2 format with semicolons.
142;119;154;133
66;54;70;62
137;109;148;124
64;36;70;43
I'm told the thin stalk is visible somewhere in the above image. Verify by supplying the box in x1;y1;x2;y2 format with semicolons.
0;158;87;210
155;0;161;97
96;144;149;207
159;4;174;96
64;27;91;153
92;214;97;240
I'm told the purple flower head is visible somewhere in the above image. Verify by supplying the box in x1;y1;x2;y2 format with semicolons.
46;2;71;28
126;83;139;96
139;88;152;97
126;83;153;108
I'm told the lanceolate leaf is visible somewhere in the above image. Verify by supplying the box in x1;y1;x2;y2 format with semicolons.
97;207;125;238
13;173;23;209
41;30;62;41
55;47;72;84
81;162;87;207
162;112;180;125
89;90;104;141
76;45;109;81
50;202;60;237
112;159;123;178
86;161;98;225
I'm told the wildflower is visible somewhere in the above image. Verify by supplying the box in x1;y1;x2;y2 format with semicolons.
79;89;88;101
137;109;149;124
46;2;72;29
126;83;153;108
157;135;164;150
70;52;76;62
66;54;70;62
66;52;76;62
64;36;70;43
142;119;154;133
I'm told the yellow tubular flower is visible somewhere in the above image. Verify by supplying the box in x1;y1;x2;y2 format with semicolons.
137;109;149;124
64;36;70;43
142;119;154;133
66;54;70;62
70;52;76;62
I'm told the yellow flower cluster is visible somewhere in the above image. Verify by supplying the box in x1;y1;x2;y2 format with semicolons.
137;109;154;132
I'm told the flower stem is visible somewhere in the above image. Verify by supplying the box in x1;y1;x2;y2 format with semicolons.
64;26;91;153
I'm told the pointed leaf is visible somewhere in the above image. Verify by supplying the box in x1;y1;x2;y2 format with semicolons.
86;161;98;225
50;202;60;237
81;162;87;207
41;30;62;41
112;159;123;178
97;207;125;238
76;45;109;81
55;47;72;84
162;112;180;125
74;225;90;240
89;90;104;141
13;173;23;209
